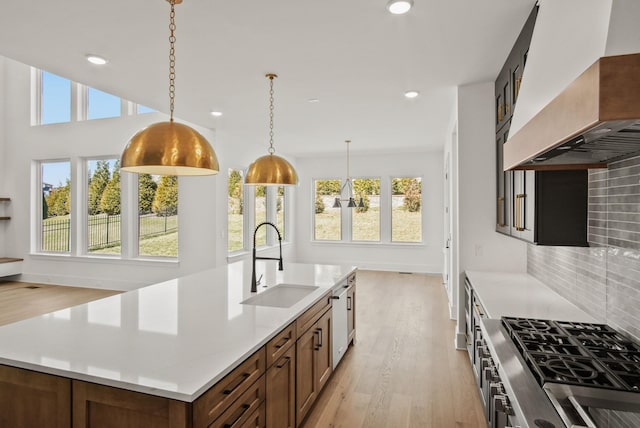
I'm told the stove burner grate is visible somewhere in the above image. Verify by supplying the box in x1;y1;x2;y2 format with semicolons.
598;360;640;392
513;332;587;357
526;353;624;389
502;317;564;336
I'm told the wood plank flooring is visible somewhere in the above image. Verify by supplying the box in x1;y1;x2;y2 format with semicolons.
302;270;486;428
0;281;120;327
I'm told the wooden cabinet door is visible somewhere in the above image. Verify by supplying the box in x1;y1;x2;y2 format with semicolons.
0;365;71;428
315;309;332;392
295;324;317;426
72;380;190;428
266;345;296;428
347;285;356;345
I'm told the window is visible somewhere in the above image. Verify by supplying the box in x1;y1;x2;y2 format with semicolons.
137;104;156;114
41;71;71;125
41;160;71;252
139;175;178;257
87;88;121;120
254;186;267;247
312;176;422;244
228;169;244;252
314;179;341;241
87;159;121;254
351;178;380;241
36;159;179;260
276;186;285;241
391;177;422;243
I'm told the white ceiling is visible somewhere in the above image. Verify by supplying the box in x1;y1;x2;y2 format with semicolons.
0;0;536;158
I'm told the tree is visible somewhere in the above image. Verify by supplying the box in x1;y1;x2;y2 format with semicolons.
88;160;111;215
46;180;71;217
42;193;49;219
138;173;157;214
392;177;415;195
315;194;325;214
100;165;121;215
153;176;178;216
316;179;341;195
403;179;421;212
228;170;243;215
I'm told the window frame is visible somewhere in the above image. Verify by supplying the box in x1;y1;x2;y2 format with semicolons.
311;175;424;246
32;157;179;262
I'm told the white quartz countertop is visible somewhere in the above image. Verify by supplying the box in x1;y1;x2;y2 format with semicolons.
465;271;597;322
0;260;356;402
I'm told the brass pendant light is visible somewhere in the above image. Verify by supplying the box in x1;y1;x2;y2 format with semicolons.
245;74;298;186
121;0;219;176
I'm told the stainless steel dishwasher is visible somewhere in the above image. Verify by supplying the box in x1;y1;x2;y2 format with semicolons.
332;281;349;369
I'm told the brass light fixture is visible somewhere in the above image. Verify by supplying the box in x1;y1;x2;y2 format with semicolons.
333;140;365;208
120;0;219;176
245;74;298;186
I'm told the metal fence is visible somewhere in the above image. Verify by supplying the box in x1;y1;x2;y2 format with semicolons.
42;214;178;252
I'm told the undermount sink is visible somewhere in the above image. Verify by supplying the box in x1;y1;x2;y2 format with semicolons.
241;283;319;308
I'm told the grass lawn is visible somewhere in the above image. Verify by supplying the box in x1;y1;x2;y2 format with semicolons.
92;232;179;257
315;208;422;242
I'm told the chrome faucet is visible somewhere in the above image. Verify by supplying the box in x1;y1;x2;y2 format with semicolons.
251;221;283;292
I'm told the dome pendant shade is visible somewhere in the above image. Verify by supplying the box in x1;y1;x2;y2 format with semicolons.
121;121;219;176
245;153;298;186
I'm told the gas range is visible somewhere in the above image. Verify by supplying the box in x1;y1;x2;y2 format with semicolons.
501;317;640;427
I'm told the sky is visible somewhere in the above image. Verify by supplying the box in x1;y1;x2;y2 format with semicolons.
40;71;153;186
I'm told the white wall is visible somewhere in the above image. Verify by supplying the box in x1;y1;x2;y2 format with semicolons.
509;0;612;136
0;58;223;290
450;82;527;347
0;58;6;257
294;151;444;273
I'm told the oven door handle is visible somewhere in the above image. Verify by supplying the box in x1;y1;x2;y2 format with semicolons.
568;396;597;428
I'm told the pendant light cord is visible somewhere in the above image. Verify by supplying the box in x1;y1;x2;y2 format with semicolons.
168;0;177;122
267;74;277;154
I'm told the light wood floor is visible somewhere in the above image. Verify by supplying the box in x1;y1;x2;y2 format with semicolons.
302;270;486;428
0;281;120;326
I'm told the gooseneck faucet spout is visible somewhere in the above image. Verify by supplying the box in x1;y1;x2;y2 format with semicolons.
251;221;283;292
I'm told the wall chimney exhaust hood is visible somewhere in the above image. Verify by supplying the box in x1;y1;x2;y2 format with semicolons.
504;53;640;170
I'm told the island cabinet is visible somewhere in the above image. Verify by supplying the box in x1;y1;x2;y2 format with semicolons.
72;381;190;428
295;293;333;427
192;348;266;428
0;365;71;428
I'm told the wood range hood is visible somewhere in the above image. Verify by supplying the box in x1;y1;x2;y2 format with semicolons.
504;53;640;171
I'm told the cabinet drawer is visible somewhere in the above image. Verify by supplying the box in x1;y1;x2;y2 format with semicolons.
240;402;266;428
296;292;332;338
266;321;296;368
194;348;265;427
208;376;265;428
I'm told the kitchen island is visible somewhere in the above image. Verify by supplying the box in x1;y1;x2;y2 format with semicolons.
0;260;357;427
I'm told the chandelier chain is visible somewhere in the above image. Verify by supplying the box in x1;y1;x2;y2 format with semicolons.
168;0;177;121
268;76;275;154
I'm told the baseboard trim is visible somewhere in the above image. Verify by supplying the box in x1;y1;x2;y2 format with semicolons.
455;332;467;350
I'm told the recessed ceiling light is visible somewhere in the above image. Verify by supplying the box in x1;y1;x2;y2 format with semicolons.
387;0;414;14
210;111;223;117
86;54;108;65
307;98;320;103
404;90;419;99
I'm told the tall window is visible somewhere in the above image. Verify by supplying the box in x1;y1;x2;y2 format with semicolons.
391;177;422;243
137;104;156;114
228;169;244;252
87;88;121;120
87;159;121;254
41;160;71;252
41;71;71;125
139;175;178;257
276;186;285;241
254;186;267;247
351;178;380;241
314;179;341;241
